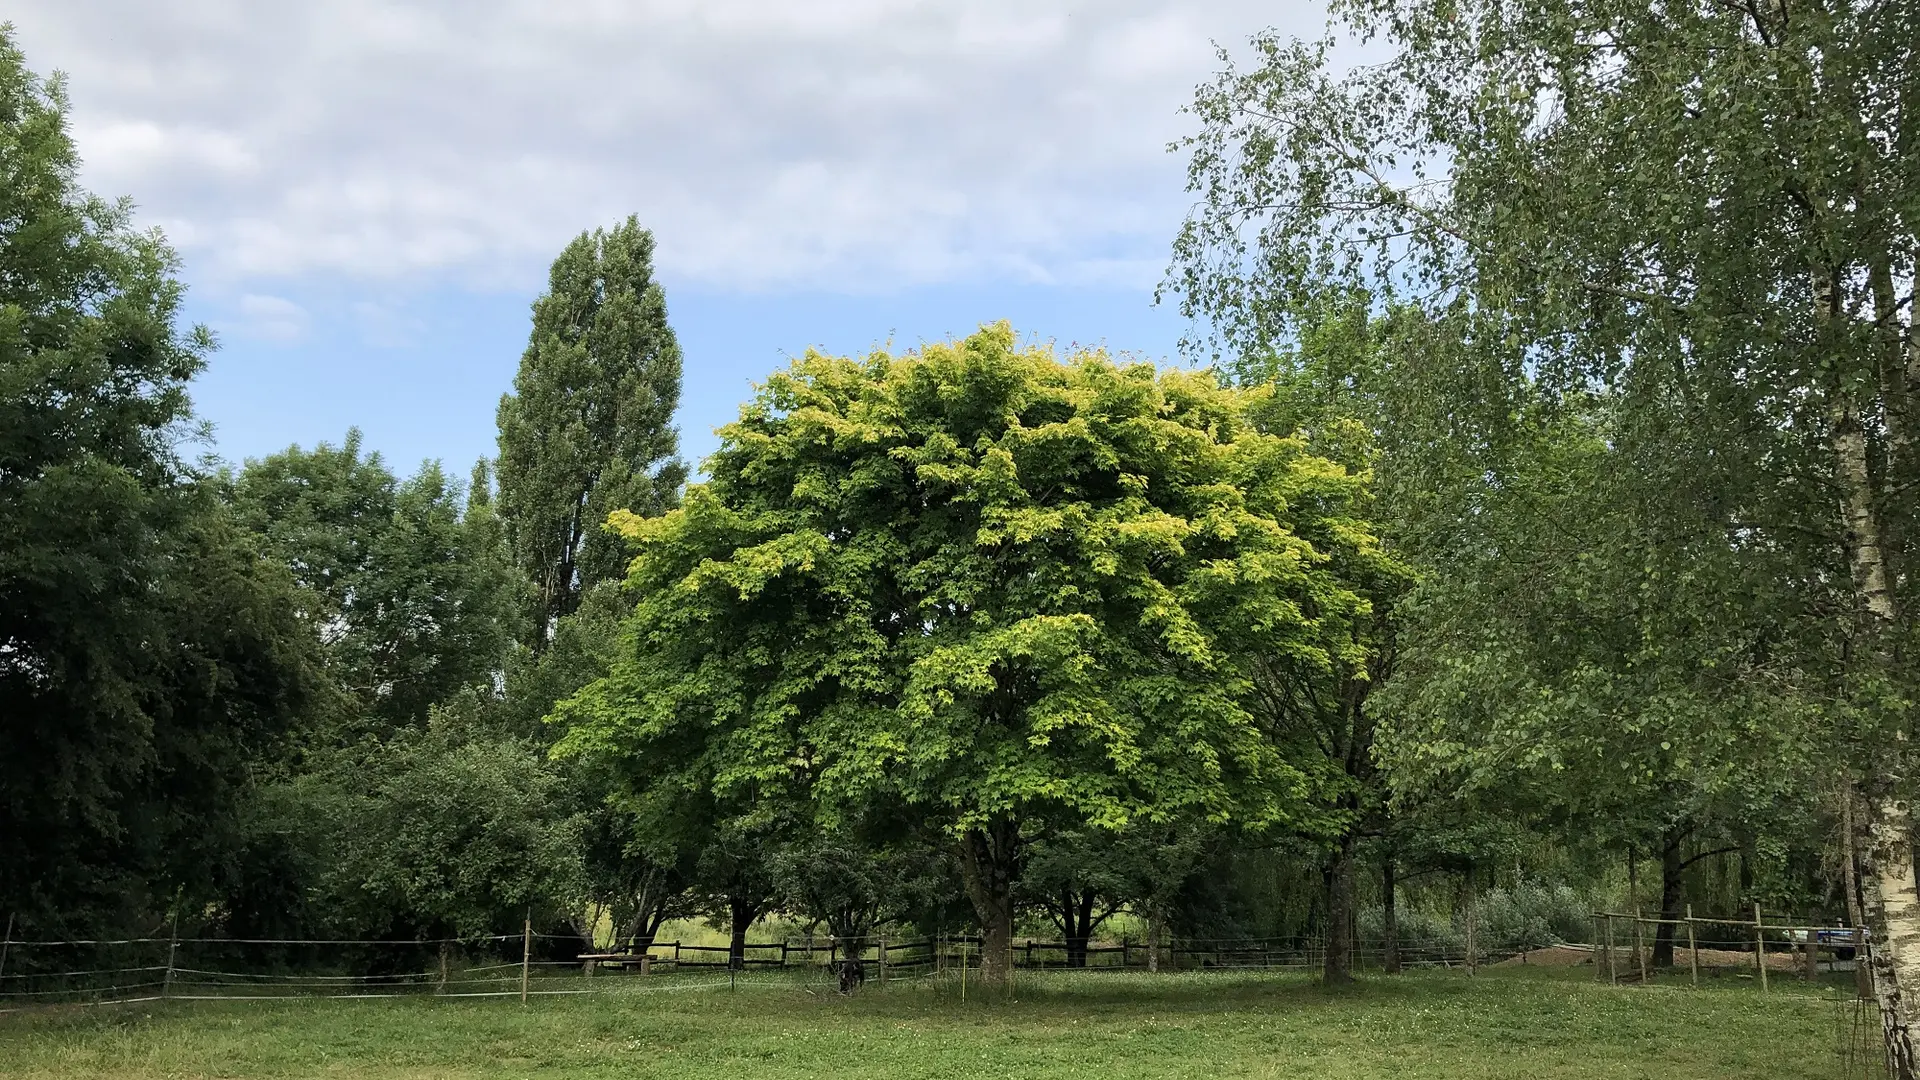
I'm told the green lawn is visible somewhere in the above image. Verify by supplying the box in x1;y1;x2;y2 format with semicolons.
0;968;1876;1079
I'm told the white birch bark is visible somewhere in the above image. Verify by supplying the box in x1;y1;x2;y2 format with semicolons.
1864;802;1920;1080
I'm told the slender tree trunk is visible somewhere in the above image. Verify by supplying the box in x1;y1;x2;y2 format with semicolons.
1463;863;1477;974
1845;782;1874;1000
960;820;1020;987
1147;906;1162;973
1382;852;1401;974
1325;835;1356;984
1654;827;1687;968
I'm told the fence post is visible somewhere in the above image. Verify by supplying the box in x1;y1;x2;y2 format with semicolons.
1753;903;1768;992
0;912;12;989
1605;914;1617;985
1122;935;1130;969
1593;915;1604;982
163;908;180;1000
1686;905;1698;988
439;942;451;994
879;936;888;987
960;938;968;1003
1633;908;1648;983
521;912;532;1005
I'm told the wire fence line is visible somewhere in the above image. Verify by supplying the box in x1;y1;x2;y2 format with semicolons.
1;909;1863;1014
0;926;1543;1012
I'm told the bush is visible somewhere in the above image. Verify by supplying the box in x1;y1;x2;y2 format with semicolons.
1358;881;1596;958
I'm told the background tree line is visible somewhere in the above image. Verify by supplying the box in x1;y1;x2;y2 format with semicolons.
4;0;1908;1053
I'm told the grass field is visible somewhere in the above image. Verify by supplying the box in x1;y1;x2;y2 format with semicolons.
0;967;1878;1079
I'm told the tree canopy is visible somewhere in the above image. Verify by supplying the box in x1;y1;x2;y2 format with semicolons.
0;32;320;933
555;323;1390;980
496;217;686;640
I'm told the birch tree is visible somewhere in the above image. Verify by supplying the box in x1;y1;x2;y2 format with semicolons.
1170;1;1917;1065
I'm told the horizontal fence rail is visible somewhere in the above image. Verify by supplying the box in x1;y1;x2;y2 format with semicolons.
1588;908;1870;993
3;915;1870;1013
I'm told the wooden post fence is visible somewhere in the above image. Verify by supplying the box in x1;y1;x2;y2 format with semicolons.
1588;909;1857;993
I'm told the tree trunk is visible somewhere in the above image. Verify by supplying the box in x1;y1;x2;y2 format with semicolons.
728;895;757;971
1844;782;1874;1000
1324;835;1355;984
1827;278;1919;1074
1147;906;1162;973
1382;853;1401;974
1653;827;1686;968
1059;889;1096;968
1464;863;1477;974
959;820;1020;987
1864;801;1920;1080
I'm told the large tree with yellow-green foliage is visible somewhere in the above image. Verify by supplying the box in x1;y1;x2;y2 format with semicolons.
555;324;1388;983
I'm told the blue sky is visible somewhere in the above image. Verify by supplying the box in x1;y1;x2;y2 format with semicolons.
181;279;1197;479
13;1;1327;479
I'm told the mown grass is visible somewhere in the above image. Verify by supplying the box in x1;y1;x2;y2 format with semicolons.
0;966;1874;1079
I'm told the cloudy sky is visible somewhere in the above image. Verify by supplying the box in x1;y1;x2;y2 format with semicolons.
12;1;1327;474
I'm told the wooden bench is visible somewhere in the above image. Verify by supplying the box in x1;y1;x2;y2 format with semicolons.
577;952;653;975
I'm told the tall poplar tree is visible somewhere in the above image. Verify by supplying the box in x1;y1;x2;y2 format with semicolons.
496;217;686;641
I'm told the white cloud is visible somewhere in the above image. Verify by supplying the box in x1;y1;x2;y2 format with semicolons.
10;1;1327;291
230;294;310;342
